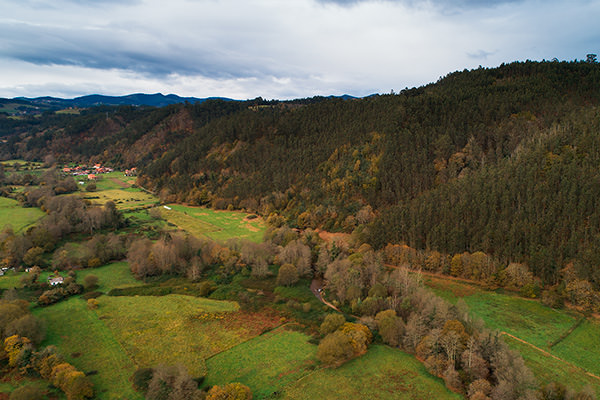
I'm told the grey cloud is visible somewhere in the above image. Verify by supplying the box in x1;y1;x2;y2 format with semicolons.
468;49;495;59
317;0;521;10
0;21;280;81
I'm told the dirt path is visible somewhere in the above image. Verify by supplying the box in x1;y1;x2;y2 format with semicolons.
310;279;342;313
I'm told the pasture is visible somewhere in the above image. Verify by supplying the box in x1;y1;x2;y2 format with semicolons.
0;196;45;232
424;275;600;389
205;327;317;398
95;295;280;377
76;261;143;292
503;336;600;396
83;187;158;210
33;297;142;400
552;319;600;377
282;345;462;400
159;204;266;242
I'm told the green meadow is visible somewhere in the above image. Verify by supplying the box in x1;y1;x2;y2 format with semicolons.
282;345;462;400
77;261;143;292
33;298;142;400
95;295;247;377
424;275;600;394
205;327;317;398
160;204;266;242
83;188;158;210
503;336;600;395
0;196;45;232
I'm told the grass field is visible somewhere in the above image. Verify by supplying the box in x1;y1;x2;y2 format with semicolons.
552;319;600;377
160;204;266;242
503;336;600;396
0;196;45;232
424;275;600;391
95;295;282;378
91;171;136;191
77;261;143;292
205;327;317;398
83;188;158;210
33;297;142;400
282;345;462;400
0;269;22;289
425;276;579;348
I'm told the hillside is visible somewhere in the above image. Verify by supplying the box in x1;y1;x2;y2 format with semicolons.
3;60;600;287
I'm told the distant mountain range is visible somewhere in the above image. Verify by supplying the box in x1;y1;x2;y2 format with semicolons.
14;93;232;108
0;93;359;116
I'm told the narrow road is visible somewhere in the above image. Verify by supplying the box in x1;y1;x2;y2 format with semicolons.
310;279;342;313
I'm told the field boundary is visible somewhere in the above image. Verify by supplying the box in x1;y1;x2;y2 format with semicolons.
500;331;600;382
549;317;585;348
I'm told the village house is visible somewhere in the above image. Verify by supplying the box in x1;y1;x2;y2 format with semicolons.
48;276;64;286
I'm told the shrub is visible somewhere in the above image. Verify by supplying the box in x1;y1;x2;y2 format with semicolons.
131;367;154;393
319;313;346;336
317;330;355;367
83;275;99;291
206;382;252;400
86;299;99;310
82;291;103;300
276;263;299;287
9;385;45;400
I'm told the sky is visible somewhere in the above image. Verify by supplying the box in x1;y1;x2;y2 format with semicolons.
0;0;598;100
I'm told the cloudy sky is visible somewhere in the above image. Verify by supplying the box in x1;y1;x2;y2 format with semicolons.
0;0;597;100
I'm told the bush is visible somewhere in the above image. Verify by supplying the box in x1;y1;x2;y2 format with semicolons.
82;291;103;300
317;330;355;367
9;384;45;400
319;313;346;336
131;367;154;393
206;382;252;400
87;299;99;310
83;275;99;291
276;263;299;287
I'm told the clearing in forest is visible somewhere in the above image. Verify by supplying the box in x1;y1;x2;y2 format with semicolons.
160;204;266;242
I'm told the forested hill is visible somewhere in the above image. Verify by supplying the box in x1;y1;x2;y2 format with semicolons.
4;60;600;285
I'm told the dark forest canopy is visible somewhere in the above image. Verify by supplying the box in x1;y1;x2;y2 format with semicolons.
3;60;600;286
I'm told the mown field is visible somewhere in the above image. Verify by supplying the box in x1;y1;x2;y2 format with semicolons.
0;196;45;232
160;204;266;242
205;327;317;398
424;275;600;395
282;345;462;400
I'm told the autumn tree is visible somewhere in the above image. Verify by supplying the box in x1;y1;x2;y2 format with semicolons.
276;263;299;287
206;382;252;400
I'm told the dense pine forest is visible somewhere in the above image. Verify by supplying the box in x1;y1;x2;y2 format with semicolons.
3;60;600;291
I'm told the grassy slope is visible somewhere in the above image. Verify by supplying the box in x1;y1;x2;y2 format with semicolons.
205;327;317;399
32;298;142;400
161;204;266;242
76;261;143;292
95;295;241;377
552;319;600;377
503;336;600;394
0;196;45;232
424;275;600;395
283;345;462;400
